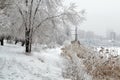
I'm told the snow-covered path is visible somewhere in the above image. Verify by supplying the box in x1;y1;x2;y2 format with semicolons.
0;44;65;80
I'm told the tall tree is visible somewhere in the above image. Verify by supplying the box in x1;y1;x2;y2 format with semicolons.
7;0;85;53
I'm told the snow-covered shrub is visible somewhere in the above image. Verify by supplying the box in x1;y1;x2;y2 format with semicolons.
61;41;92;80
61;41;120;80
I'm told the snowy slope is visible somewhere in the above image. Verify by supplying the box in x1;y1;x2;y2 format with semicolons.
0;43;65;80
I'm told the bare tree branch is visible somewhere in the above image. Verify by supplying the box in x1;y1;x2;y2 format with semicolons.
33;13;64;33
16;4;27;28
32;0;42;26
29;0;33;29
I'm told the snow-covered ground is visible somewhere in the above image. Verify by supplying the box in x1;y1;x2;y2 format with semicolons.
0;43;65;80
95;46;120;56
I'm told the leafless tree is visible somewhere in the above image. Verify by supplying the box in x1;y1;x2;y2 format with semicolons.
5;0;85;53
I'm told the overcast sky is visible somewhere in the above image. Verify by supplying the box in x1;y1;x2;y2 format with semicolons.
65;0;120;36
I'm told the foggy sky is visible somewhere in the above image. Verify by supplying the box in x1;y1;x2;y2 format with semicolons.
65;0;120;36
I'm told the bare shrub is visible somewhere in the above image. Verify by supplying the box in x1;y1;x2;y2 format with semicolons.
61;42;120;80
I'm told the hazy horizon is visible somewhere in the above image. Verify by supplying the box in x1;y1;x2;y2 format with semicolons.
65;0;120;36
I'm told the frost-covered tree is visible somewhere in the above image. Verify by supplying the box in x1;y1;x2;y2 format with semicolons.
0;13;11;45
6;0;85;53
0;0;13;45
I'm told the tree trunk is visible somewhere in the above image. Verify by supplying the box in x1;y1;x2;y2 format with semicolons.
0;36;4;46
1;39;4;46
75;26;78;41
25;29;31;53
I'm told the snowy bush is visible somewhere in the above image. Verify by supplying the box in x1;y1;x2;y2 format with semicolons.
61;41;120;80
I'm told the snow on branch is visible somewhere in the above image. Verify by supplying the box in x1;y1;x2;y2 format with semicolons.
33;13;65;33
